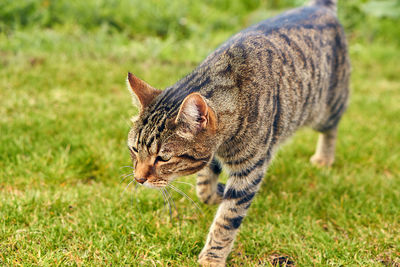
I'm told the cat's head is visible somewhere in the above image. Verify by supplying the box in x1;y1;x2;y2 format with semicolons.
126;73;217;188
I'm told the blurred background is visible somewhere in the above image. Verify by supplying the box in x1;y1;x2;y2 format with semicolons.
1;0;399;265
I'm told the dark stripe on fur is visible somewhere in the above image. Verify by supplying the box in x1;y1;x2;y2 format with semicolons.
237;192;256;206
230;157;265;177
252;174;263;187
217;183;225;197
206;252;222;259
211;246;224;250
223;188;248;200
178;154;211;163
228;216;244;229
210;157;222;174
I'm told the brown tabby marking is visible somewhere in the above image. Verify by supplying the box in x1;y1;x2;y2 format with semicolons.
126;0;350;265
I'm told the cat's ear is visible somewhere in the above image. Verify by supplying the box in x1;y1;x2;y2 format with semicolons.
175;93;209;135
127;72;161;109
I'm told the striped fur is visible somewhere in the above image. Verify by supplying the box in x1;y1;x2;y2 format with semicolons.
309;0;337;13
126;0;349;265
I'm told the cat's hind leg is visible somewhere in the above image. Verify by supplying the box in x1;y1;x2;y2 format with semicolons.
310;127;337;167
310;86;349;167
311;66;349;167
196;157;225;205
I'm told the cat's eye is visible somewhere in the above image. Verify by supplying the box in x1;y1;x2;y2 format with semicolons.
155;155;171;163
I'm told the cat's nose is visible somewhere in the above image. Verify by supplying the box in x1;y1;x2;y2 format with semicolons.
135;177;147;184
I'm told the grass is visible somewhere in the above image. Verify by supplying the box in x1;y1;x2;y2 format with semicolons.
1;0;399;265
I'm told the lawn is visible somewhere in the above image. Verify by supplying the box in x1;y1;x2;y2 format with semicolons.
0;0;399;266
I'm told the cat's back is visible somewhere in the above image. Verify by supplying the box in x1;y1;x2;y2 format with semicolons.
206;5;350;146
250;5;341;37
207;5;346;68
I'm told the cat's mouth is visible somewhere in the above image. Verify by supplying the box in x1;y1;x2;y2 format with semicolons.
135;176;170;189
142;180;168;189
137;173;184;189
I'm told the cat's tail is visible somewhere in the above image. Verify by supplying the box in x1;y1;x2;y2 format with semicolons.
308;0;337;14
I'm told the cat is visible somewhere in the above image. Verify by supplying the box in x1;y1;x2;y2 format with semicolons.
126;0;350;265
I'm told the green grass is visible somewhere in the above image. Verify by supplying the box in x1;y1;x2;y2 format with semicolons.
1;0;399;266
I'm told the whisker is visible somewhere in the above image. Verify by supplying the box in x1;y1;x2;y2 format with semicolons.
133;182;139;191
168;184;202;214
120;173;135;184
172;181;194;187
162;188;173;219
165;188;180;220
133;183;142;217
119;179;140;215
120;166;134;169
158;189;167;212
122;179;136;195
119;171;134;178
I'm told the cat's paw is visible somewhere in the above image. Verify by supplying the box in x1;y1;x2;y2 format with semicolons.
197;191;222;205
205;194;223;205
310;154;334;167
197;183;225;205
198;246;226;267
198;256;225;267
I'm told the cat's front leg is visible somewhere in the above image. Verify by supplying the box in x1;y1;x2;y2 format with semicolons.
198;164;265;266
196;157;225;205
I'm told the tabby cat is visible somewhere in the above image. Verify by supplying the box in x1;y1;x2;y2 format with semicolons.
126;0;350;265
